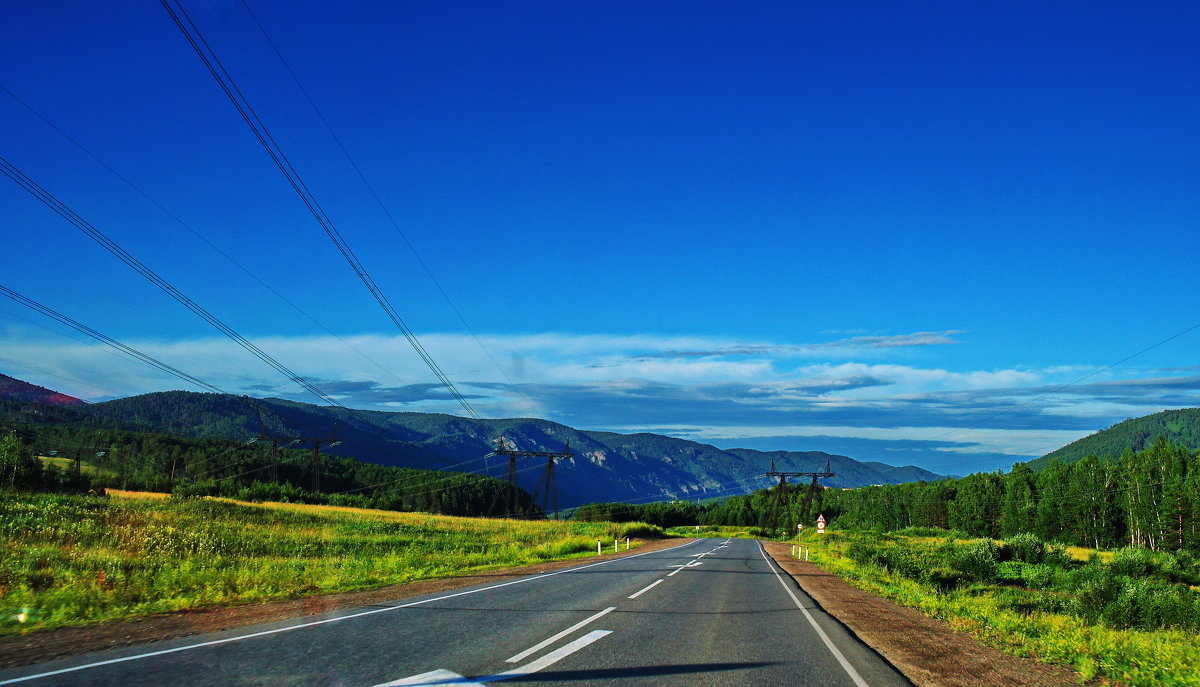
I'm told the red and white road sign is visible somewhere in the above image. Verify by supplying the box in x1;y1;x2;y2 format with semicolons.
816;514;826;534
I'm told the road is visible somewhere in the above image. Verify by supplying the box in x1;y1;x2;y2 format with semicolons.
0;538;910;686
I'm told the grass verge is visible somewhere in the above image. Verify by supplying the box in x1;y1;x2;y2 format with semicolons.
803;530;1200;686
0;492;663;635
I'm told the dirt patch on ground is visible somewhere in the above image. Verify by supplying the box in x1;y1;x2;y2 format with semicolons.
764;541;1081;687
0;537;690;669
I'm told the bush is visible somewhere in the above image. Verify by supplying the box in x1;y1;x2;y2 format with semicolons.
925;567;967;592
1069;565;1122;623
951;539;999;583
1021;563;1058;588
614;522;663;539
1002;533;1046;564
846;542;921;578
1110;547;1167;578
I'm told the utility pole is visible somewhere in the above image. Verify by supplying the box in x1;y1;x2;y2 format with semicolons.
488;437;573;519
306;427;340;494
761;457;834;536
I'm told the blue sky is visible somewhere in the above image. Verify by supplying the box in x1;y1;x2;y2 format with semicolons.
2;1;1198;475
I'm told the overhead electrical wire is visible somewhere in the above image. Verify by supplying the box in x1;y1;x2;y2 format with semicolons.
160;0;480;419
0;284;225;395
238;0;536;416
0;156;344;409
0;83;419;397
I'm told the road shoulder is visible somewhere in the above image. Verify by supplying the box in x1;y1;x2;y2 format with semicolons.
0;537;692;669
762;541;1080;687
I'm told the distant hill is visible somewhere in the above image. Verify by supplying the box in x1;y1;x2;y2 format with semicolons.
0;374;950;507
861;461;945;483
1031;408;1200;470
0;374;85;406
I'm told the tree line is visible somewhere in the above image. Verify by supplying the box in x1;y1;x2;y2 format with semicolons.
0;427;541;519
703;437;1200;552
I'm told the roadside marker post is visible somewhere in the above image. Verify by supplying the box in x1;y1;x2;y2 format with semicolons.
597;540;602;556
614;539;618;553
625;537;630;550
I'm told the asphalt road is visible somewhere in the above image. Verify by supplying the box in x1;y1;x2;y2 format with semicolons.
0;538;911;686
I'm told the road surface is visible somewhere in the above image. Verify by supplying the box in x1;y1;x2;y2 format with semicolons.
0;538;910;686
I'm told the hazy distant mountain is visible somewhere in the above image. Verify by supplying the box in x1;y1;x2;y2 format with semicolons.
1030;408;1200;470
2;374;951;507
0;374;85;406
861;461;945;483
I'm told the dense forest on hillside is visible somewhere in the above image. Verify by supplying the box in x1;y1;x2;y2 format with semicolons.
1033;408;1200;468
0;420;541;518
708;437;1200;552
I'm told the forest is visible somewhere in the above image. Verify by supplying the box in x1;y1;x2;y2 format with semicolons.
0;426;541;519
702;437;1200;552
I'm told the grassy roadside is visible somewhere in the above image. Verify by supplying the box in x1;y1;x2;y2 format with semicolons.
664;524;760;539
0;491;663;635
800;529;1200;686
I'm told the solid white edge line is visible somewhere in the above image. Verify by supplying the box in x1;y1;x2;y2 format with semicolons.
493;630;612;680
0;541;700;685
626;578;664;599
504;606;616;664
757;542;870;687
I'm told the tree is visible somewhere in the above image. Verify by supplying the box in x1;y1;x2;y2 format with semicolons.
0;430;42;489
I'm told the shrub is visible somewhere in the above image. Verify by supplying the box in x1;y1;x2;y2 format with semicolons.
1002;533;1046;564
951;539;999;583
1069;565;1122;623
1021;563;1057;589
1110;547;1165;578
925;567;967;592
615;522;663;539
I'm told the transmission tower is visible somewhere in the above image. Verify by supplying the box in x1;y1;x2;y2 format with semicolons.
256;425;340;492
761;456;835;536
487;436;573;519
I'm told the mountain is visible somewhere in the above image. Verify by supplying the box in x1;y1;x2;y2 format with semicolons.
861;461;945;483
1;375;951;507
1030;408;1200;470
0;374;85;406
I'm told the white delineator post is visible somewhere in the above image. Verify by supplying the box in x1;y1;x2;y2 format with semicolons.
597;540;602;556
625;537;630;550
614;539;618;553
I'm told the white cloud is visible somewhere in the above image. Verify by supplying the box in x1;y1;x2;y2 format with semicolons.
2;327;1194;470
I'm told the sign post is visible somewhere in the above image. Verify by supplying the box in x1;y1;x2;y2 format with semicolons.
816;514;826;535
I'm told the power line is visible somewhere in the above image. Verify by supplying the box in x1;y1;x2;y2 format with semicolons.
160;0;480;419
0;83;419;397
0;284;224;395
0;155;344;409
237;0;535;416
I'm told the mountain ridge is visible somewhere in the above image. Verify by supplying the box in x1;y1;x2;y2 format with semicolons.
0;375;949;506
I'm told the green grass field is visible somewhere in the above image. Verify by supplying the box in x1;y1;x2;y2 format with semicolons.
0;491;663;635
801;529;1200;686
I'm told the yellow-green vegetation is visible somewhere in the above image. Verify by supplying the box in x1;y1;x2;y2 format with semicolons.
37;455;111;478
0;492;664;635
665;524;760;539
800;528;1200;686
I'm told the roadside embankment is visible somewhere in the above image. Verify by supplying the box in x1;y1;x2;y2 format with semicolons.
763;541;1081;687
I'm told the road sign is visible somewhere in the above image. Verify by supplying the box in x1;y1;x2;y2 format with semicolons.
817;513;826;534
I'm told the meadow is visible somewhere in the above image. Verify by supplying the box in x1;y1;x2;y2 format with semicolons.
0;491;662;635
801;527;1200;686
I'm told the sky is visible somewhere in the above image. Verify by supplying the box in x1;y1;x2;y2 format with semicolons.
2;1;1198;476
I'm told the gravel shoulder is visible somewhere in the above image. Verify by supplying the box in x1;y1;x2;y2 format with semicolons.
0;537;690;669
763;541;1082;687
